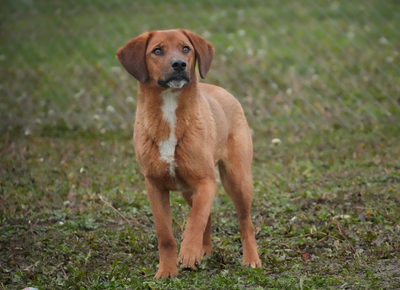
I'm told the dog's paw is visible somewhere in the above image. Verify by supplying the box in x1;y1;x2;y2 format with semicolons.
153;265;178;279
177;247;203;270
242;257;262;268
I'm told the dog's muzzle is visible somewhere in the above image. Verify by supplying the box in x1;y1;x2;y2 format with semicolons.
158;73;190;89
157;58;190;89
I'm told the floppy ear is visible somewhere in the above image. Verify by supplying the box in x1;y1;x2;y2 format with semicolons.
116;32;153;83
178;29;214;79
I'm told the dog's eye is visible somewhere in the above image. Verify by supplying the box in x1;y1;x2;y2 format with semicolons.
182;46;190;54
152;48;163;55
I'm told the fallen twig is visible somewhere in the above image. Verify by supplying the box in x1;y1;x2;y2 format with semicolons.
98;194;139;225
27;219;39;236
300;232;322;238
317;235;328;243
299;231;342;242
61;265;68;278
337;223;355;252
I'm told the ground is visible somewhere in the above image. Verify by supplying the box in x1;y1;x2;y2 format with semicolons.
1;124;399;289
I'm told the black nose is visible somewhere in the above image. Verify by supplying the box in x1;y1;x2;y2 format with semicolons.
171;59;187;72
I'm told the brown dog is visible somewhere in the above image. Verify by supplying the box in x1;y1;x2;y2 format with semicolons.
117;29;261;279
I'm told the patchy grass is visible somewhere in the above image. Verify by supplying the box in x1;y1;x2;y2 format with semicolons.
1;123;399;289
1;0;400;289
1;0;399;134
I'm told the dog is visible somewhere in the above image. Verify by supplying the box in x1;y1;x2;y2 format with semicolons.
117;29;261;279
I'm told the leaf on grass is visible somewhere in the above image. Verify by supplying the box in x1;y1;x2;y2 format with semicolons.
301;252;310;263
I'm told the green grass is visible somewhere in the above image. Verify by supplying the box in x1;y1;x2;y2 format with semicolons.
1;0;400;289
1;0;399;134
1;124;400;289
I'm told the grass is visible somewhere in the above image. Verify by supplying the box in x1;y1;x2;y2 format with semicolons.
1;0;399;134
1;0;400;289
1;124;400;289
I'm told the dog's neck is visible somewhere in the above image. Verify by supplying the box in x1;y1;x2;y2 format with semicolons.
136;77;200;138
135;79;200;178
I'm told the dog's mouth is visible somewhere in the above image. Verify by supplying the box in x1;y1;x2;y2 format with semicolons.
158;73;190;89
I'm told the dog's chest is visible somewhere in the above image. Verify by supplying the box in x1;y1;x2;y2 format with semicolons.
158;89;179;178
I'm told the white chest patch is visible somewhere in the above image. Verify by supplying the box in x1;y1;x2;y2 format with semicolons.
159;89;179;178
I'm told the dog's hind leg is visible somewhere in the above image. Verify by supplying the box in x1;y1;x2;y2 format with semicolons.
218;132;261;268
182;190;213;256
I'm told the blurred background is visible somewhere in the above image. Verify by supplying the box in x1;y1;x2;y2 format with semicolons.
1;0;399;136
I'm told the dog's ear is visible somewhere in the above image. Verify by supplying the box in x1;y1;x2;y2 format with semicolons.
179;29;214;79
116;32;153;83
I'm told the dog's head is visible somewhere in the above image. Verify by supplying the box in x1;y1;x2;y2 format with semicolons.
116;29;214;88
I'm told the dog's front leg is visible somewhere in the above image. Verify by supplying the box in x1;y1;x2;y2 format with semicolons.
178;178;217;270
146;178;178;279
